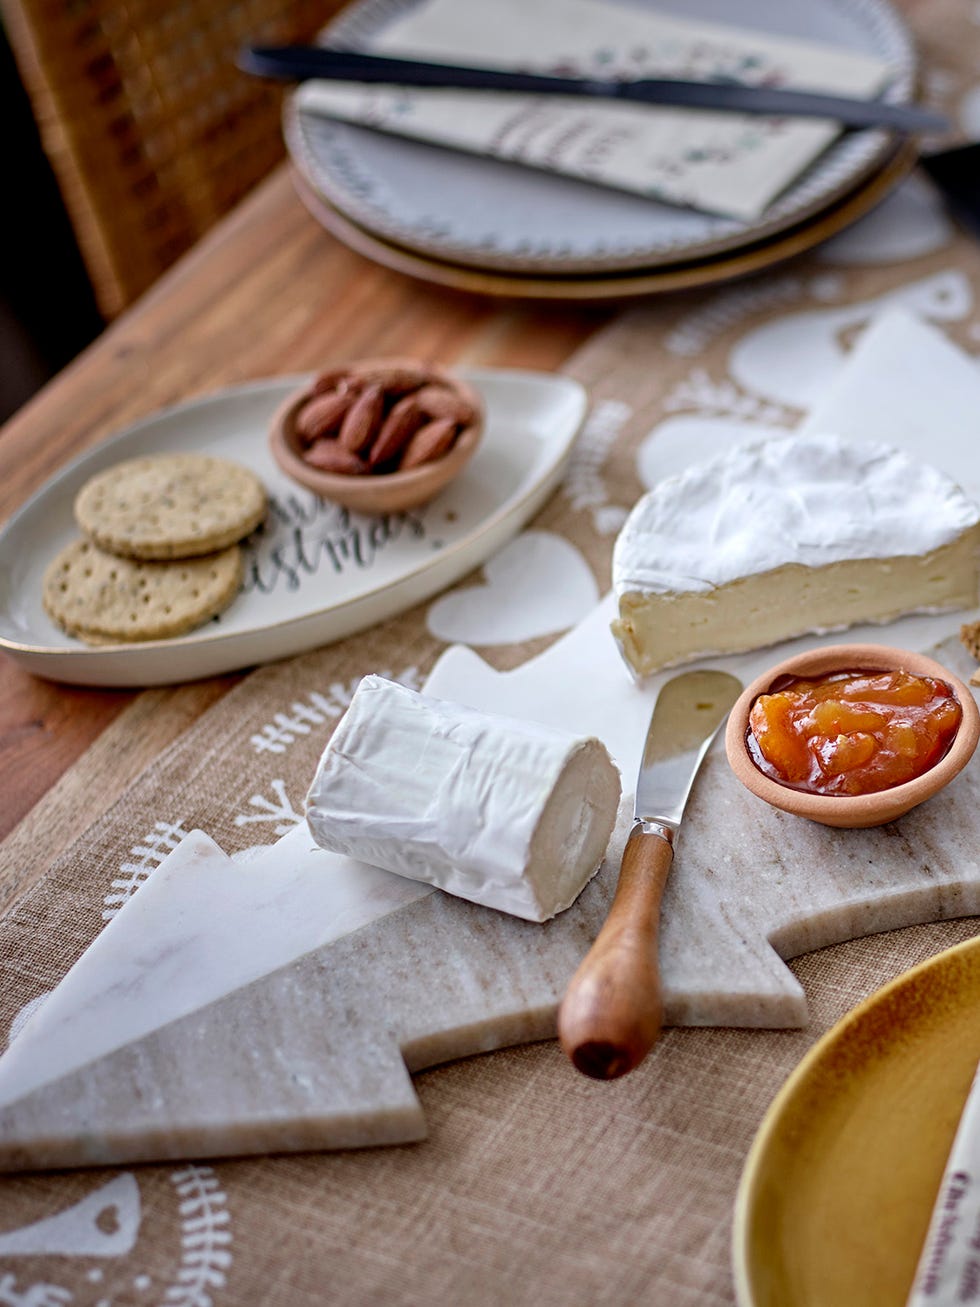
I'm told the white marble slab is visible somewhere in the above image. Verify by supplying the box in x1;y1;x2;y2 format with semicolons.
0;825;431;1112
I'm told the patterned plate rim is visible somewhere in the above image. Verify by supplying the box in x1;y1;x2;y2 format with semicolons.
290;138;917;300
285;0;916;275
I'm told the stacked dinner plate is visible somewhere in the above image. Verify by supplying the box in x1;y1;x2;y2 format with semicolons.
284;0;919;301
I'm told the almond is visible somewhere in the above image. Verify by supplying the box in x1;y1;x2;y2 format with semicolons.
304;440;369;475
312;368;363;397
368;395;425;468
294;390;355;444
415;383;477;426
400;417;459;470
338;383;385;454
355;364;432;395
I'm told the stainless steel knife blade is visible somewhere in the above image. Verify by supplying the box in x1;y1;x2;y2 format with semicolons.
239;46;948;134
558;668;743;1080
635;669;745;833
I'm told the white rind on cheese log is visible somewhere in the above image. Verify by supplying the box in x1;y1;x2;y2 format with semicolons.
612;432;980;678
305;676;621;922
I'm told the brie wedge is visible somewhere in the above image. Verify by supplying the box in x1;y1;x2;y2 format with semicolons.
612;432;980;677
305;676;621;923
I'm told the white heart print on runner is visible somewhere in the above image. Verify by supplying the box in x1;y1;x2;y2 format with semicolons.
0;1166;231;1307
815;174;954;266
0;1175;140;1258
636;414;792;490
728;269;972;410
426;531;599;646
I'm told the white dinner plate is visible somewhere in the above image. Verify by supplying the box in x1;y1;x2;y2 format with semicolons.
286;0;914;276
0;370;587;687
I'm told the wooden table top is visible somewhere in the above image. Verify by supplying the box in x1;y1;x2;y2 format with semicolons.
0;166;613;844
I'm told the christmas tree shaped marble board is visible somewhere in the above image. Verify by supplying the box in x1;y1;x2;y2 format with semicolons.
2;309;980;1171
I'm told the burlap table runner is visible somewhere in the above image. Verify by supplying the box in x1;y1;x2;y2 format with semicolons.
3;3;980;1300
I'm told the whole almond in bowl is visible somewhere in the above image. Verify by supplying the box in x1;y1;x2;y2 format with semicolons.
269;358;483;514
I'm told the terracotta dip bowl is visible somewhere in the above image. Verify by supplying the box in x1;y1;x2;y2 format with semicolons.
725;643;980;828
269;357;484;514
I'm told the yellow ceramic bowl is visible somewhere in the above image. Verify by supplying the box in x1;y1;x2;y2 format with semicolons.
725;643;980;829
732;935;980;1307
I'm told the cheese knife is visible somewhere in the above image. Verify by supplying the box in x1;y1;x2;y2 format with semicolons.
239;47;948;134
558;669;743;1080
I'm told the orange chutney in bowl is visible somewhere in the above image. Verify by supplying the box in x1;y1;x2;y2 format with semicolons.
747;669;963;798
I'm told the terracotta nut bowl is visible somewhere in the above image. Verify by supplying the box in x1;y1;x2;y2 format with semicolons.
725;643;980;829
269;357;484;514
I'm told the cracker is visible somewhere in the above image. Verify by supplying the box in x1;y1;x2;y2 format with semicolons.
43;538;243;642
75;454;266;560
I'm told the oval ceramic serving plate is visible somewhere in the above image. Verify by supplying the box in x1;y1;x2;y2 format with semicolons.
732;935;980;1307
0;370;586;687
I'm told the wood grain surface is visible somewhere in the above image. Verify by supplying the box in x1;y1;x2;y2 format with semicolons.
0;167;610;846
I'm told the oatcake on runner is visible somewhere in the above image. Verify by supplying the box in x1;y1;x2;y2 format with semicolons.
74;453;266;560
43;539;243;643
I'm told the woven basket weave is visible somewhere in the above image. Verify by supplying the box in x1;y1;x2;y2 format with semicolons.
3;0;343;318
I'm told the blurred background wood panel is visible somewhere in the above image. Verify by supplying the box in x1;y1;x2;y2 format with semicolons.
1;0;349;321
0;23;101;421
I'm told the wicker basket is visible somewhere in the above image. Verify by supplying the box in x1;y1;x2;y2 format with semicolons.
3;0;344;318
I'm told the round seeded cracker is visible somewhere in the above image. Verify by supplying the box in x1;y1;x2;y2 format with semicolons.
43;539;243;642
75;453;266;559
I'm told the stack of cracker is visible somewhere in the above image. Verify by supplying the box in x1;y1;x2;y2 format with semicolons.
43;454;266;645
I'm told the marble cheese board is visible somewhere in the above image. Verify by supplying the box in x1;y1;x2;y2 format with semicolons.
1;611;978;1171
2;309;980;1170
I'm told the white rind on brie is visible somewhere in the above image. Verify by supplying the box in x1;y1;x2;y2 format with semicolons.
612;432;980;677
305;676;621;922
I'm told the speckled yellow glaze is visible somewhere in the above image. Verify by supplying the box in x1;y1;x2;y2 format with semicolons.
733;936;980;1307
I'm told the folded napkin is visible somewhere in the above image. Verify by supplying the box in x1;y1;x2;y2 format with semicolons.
297;0;894;223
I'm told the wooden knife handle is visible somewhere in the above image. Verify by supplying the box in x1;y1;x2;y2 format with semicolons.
557;824;673;1080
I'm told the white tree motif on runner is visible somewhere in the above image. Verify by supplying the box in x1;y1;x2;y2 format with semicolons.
563;399;632;534
249;696;342;755
249;667;421;755
663;369;794;427
102;822;191;921
0;1275;71;1307
164;1167;232;1307
233;780;302;836
663;275;804;357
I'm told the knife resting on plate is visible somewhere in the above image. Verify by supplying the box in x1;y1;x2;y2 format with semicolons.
239;46;947;134
557;670;742;1080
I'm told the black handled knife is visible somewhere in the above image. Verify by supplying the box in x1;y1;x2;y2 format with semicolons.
239;46;947;134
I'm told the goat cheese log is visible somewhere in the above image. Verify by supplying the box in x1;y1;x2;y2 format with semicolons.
305;675;621;922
